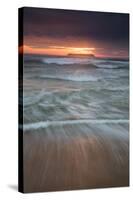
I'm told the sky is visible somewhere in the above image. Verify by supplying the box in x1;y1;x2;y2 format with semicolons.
21;7;129;58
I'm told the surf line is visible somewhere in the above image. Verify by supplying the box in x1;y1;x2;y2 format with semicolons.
21;119;129;131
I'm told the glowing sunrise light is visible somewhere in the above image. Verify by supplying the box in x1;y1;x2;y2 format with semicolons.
68;47;95;55
20;45;96;56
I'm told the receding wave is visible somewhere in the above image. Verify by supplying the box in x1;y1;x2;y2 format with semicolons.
40;74;100;82
42;57;128;69
42;57;91;65
95;63;128;69
22;119;129;131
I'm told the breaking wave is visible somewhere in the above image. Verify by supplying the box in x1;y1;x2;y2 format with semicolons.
42;57;128;69
40;74;100;82
21;119;129;131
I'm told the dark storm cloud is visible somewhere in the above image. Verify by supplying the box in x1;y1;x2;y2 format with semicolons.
23;7;129;44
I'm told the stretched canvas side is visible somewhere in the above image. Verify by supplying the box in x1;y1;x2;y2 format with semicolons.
18;8;24;193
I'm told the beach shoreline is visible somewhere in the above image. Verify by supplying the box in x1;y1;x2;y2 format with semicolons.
23;123;129;193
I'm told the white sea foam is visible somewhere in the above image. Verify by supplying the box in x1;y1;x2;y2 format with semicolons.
42;57;91;65
22;119;129;131
40;75;99;82
42;57;128;69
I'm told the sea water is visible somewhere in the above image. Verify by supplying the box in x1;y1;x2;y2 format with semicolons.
23;55;129;128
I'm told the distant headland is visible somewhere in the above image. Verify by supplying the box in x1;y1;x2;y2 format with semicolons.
67;53;95;58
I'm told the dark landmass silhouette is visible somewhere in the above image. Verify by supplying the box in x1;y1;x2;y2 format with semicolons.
67;53;95;58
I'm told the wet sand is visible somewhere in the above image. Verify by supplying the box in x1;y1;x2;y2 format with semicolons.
23;123;129;193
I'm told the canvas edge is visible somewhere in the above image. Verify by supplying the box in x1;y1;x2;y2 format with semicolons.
20;6;129;15
18;7;24;193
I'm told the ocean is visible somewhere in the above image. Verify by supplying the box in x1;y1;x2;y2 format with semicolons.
22;54;129;192
23;55;129;126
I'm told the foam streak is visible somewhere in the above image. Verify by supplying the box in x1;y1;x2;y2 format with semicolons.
22;119;129;131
